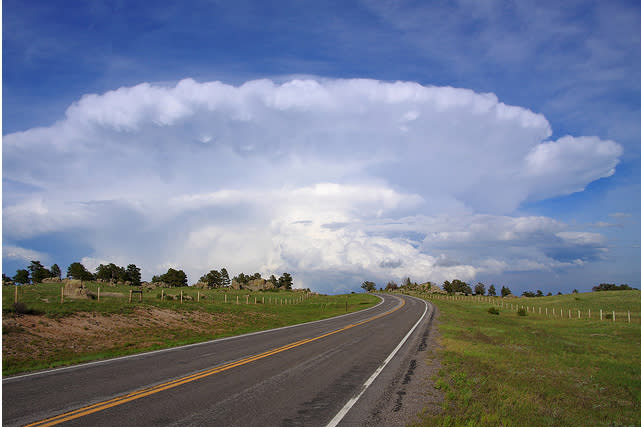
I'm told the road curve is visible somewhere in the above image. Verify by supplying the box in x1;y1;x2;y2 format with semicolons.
3;294;433;426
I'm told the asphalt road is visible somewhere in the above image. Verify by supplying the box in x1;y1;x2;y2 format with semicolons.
3;293;433;427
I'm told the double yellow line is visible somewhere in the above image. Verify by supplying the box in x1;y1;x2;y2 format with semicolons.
28;297;405;427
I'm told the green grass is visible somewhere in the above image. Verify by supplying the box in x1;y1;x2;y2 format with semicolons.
404;290;641;426
2;282;378;375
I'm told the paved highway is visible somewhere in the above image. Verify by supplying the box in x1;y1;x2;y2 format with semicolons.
3;294;433;426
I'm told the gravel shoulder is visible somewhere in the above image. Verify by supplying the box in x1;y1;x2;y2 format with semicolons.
363;302;443;426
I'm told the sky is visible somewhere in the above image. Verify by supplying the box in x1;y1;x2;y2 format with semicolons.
3;0;640;294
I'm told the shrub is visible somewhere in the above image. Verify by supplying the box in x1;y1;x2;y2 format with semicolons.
605;313;613;319
487;307;500;315
11;302;42;315
517;308;527;316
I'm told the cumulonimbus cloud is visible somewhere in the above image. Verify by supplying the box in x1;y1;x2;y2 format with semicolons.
2;78;622;291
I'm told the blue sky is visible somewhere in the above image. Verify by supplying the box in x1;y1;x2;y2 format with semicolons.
3;0;640;294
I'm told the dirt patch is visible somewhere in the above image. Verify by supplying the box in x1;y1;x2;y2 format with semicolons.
2;307;251;374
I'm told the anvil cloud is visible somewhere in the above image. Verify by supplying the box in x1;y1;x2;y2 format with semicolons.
2;78;623;292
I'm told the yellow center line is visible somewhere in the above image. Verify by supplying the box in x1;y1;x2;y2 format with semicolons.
27;297;406;427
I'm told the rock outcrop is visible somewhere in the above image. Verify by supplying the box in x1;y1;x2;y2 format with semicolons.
231;278;277;291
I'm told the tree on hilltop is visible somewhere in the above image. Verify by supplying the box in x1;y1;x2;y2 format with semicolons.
29;260;51;284
361;281;376;292
67;262;94;281
126;264;141;287
50;264;61;279
153;268;187;287
474;282;486;296
14;269;30;285
279;273;293;289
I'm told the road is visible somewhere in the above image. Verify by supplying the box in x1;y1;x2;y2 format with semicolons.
3;294;433;426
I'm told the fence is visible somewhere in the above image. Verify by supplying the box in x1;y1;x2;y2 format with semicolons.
412;291;639;324
11;284;311;307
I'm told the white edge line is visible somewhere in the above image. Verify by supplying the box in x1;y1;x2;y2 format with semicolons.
326;295;429;427
3;294;385;382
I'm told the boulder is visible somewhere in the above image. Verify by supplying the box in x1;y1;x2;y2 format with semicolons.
234;278;278;291
193;281;209;289
63;279;90;299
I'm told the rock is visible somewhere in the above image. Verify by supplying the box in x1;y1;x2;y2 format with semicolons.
63;279;90;299
231;278;277;291
193;281;209;289
42;277;62;283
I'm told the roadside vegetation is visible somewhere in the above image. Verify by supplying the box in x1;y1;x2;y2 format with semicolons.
400;289;641;426
2;281;378;375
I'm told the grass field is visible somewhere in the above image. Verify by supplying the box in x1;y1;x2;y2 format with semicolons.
404;290;641;426
2;282;378;375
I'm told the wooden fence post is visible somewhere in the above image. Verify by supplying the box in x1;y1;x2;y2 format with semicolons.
161;289;164;301
14;286;18;304
613;311;615;322
180;290;183;304
197;291;200;302
628;311;631;323
98;287;100;302
61;286;64;304
246;295;249;305
129;289;132;303
225;294;227;303
600;309;603;320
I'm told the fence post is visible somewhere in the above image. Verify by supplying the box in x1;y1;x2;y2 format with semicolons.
578;310;581;319
237;295;239;305
613;311;615;322
628;311;631;323
262;296;265;304
180;290;183;304
129;289;132;303
255;297;257;304
600;309;602;320
61;286;64;304
246;295;249;305
225;294;227;303
197;291;200;302
14;286;18;304
98;287;100;302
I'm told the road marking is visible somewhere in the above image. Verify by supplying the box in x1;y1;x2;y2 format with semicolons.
326;296;429;427
4;296;385;383
26;296;404;427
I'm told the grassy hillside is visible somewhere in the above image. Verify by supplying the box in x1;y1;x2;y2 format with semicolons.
2;282;378;375
406;290;641;426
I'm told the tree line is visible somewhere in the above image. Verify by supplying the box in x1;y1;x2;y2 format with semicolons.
361;277;635;296
3;261;294;290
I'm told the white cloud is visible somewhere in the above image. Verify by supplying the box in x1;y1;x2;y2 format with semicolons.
3;245;48;264
2;78;622;291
